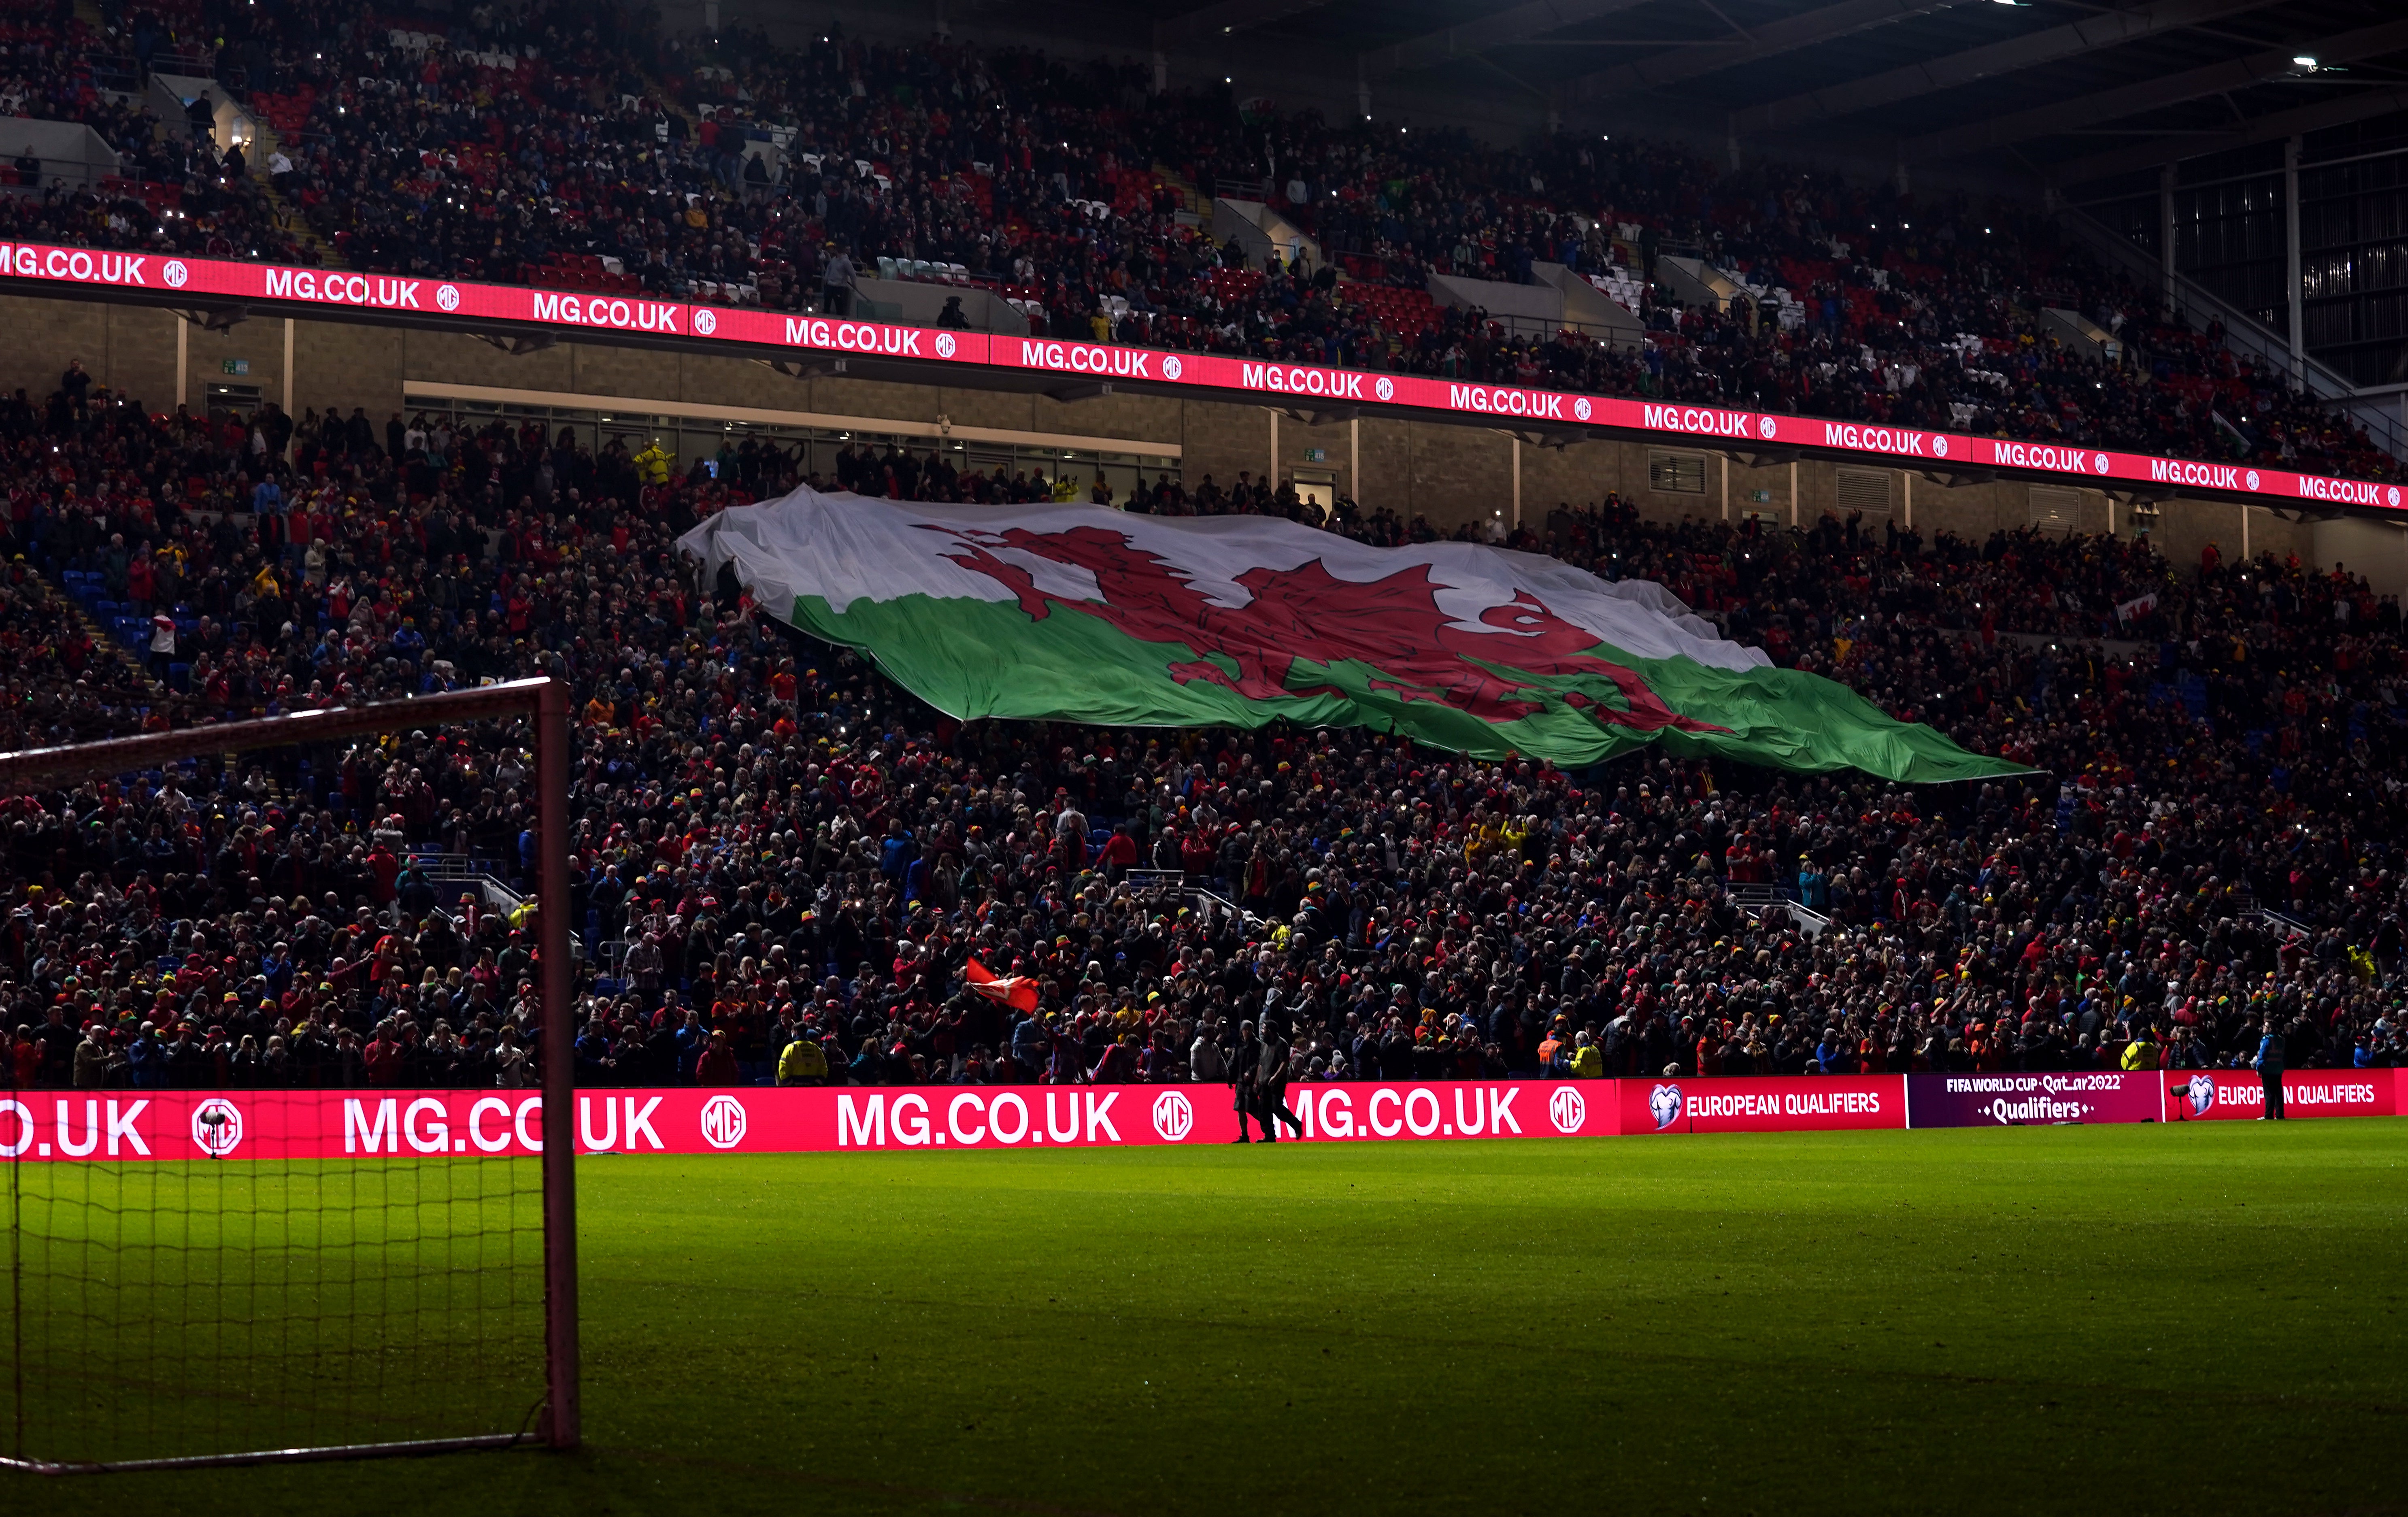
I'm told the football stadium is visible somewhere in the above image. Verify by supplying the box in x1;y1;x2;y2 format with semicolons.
0;0;2404;1510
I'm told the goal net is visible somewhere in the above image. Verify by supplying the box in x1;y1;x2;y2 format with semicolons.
0;680;577;1473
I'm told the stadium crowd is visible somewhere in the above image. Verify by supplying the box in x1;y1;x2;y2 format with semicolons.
0;357;2404;1100
0;0;2394;486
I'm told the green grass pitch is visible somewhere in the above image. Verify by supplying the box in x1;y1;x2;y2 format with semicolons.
9;1118;2405;1516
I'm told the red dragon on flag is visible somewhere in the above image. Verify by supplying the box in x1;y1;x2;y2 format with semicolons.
932;525;1725;734
676;492;2026;783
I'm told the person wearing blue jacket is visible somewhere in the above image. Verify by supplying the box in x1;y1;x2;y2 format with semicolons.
2252;1017;2286;1121
126;1021;168;1089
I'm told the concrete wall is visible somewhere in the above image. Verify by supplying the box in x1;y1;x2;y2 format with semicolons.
1539;263;1646;345
0;298;185;411
149;73;260;153
0;290;2344;566
850;277;1029;335
2312;514;2408;595
1428;269;1565;326
0;119;121;189
1209;199;1321;271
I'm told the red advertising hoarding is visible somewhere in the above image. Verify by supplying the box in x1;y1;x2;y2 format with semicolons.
1284;1080;1615;1143
1617;1075;1902;1134
0;1079;1619;1162
0;1071;2391;1162
2163;1068;2397;1121
1;240;2396;514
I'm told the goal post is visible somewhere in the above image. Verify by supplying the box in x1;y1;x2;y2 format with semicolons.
0;677;577;1472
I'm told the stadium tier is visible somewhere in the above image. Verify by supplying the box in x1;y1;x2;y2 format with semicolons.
2;0;2407;1495
0;378;2399;1102
0;1;2398;494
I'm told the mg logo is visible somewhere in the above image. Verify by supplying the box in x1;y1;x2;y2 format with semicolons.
435;282;460;311
2245;470;2261;491
1162;354;1183;380
934;331;957;358
2094;453;2109;474
1572;396;1592;421
1151;1090;1194;1142
162;259;188;288
192;1097;243;1157
693;307;718;336
1547;1085;1585;1135
1374;376;1394;401
1932;435;1949;457
1758;415;1776;439
2390;487;2401;508
698;1094;747;1149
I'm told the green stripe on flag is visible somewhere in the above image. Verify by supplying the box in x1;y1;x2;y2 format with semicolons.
788;593;2023;784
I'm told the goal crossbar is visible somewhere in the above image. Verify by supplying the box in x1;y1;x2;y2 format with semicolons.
0;676;579;1468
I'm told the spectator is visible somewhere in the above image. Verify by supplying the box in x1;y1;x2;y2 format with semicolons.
694;1027;740;1084
822;243;857;316
0;364;2400;1103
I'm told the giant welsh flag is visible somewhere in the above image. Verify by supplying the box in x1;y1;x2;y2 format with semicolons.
679;491;2021;783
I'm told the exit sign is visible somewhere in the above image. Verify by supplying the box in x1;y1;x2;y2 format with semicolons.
1302;447;1326;462
221;358;249;375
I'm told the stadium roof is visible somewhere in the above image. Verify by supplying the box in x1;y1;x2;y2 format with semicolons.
1043;0;2408;189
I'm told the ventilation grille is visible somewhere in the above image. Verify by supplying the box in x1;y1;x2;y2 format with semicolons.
1835;467;1894;515
1647;450;1706;494
2030;485;2083;534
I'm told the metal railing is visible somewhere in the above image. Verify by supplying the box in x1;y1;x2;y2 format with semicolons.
2259;907;2311;941
409;850;511;879
405;851;584;958
1725;880;1833;938
2055;206;2407;464
1188;884;1263;928
1123;868;1264;927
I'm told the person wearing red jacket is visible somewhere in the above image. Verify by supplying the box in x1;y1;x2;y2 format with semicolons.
693;1028;742;1085
1099;826;1138;881
362;1024;406;1087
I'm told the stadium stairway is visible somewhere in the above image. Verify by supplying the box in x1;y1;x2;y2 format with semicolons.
1153;164;1208;220
261;179;344;270
637;71;710;162
242;119;346;270
51;569;180;699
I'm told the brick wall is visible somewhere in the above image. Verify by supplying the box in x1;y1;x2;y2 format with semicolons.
0;290;2342;571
